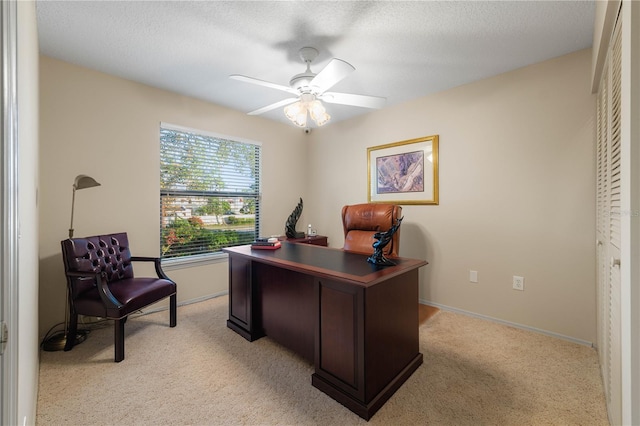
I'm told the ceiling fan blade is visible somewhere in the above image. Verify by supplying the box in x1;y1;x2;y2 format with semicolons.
230;75;298;95
247;98;299;115
309;59;355;94
320;92;386;109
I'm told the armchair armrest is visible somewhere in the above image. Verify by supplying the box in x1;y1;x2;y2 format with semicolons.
66;270;123;310
130;256;173;281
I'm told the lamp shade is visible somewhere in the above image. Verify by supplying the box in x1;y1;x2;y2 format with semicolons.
74;175;101;190
283;95;331;128
69;174;101;239
284;101;307;127
308;100;330;126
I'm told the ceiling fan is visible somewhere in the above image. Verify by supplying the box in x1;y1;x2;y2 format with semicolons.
230;47;386;127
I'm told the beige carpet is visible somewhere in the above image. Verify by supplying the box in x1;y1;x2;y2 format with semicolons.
36;295;609;425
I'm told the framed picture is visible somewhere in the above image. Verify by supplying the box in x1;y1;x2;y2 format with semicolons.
367;135;439;205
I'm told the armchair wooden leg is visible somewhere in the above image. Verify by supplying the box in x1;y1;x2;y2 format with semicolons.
64;311;79;352
114;318;125;362
170;294;177;327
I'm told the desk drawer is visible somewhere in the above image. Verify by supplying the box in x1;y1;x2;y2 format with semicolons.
287;236;328;246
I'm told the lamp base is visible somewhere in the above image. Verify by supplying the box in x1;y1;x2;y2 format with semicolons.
42;330;88;352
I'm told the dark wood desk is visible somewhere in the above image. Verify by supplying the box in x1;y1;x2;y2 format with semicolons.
223;242;427;420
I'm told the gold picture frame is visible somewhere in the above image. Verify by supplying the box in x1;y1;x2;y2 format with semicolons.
367;135;439;205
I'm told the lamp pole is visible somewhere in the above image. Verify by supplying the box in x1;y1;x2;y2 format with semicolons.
68;186;77;238
42;174;100;351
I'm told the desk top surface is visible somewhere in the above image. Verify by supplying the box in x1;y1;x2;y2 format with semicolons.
223;242;427;286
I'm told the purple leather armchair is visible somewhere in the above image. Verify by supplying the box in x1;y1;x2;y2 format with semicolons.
61;232;177;362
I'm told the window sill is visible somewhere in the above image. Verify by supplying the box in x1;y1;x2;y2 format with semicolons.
161;252;228;271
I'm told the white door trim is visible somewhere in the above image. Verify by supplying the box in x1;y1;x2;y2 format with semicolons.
1;0;20;424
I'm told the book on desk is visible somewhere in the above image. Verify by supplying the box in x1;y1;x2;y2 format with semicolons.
251;237;281;250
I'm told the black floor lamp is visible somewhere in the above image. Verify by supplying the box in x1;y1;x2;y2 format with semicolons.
42;174;101;351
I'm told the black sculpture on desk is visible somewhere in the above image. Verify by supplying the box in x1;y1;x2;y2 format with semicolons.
367;217;403;266
285;197;305;238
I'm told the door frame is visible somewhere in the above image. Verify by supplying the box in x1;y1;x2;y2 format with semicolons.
1;0;20;424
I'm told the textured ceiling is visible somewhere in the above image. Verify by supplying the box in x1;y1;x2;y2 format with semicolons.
36;1;596;128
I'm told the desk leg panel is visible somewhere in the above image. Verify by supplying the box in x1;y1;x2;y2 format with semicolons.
313;269;423;420
312;353;422;421
315;279;364;400
227;255;263;341
364;269;421;400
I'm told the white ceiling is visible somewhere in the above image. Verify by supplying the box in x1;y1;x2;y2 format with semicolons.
35;0;596;128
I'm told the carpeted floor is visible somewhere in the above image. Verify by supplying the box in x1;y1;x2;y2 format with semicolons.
36;295;609;425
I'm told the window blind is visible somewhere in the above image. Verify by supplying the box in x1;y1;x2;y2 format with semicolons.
160;126;261;259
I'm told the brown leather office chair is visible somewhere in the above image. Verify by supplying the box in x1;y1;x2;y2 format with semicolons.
61;232;177;362
341;203;402;257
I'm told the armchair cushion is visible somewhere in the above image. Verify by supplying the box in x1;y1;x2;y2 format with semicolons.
72;277;176;319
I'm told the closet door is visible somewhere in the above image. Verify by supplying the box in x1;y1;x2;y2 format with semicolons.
595;61;609;397
607;19;622;426
596;13;622;426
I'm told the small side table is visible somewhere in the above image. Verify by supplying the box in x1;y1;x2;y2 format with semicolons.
286;235;328;247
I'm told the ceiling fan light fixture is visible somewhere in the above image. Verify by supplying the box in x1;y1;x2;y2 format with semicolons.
284;98;330;128
284;101;308;127
308;100;330;126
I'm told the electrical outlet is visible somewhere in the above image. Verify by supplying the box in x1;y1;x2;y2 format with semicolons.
469;270;478;283
513;275;524;291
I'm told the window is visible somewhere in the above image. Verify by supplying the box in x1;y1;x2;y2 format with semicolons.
160;124;260;260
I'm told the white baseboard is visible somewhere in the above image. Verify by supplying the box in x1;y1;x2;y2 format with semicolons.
178;291;229;307
419;299;594;348
141;293;594;348
137;291;229;317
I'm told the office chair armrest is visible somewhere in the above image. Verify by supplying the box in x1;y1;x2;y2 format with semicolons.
65;270;124;310
130;256;172;281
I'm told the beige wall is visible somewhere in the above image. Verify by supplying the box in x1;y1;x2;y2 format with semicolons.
39;48;596;344
38;56;306;337
306;48;596;343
